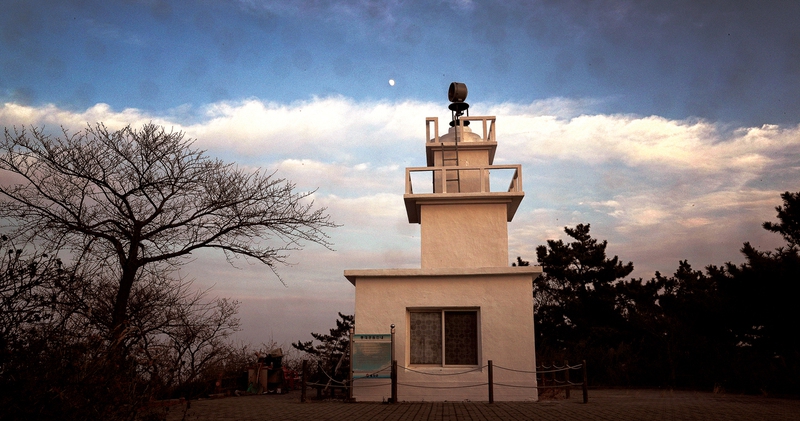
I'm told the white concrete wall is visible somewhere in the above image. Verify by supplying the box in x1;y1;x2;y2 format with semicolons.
351;272;538;402
420;203;509;269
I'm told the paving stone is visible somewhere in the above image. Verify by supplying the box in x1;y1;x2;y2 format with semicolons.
162;389;800;421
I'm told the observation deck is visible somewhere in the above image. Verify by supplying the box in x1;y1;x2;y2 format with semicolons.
424;115;498;165
404;115;524;224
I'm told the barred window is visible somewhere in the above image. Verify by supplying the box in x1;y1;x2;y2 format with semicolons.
409;309;479;366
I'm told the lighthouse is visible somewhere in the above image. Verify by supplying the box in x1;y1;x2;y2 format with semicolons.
345;83;541;401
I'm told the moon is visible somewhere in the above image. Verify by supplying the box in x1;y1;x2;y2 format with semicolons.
389;79;395;86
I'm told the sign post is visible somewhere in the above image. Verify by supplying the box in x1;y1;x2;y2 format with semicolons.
390;324;396;403
348;328;354;401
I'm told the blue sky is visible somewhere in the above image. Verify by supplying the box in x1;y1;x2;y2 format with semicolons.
6;0;800;125
2;0;800;347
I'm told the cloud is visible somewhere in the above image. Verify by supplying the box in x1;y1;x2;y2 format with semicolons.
0;96;438;164
499;113;795;173
275;158;404;196
0;102;168;132
3;97;799;341
182;97;440;163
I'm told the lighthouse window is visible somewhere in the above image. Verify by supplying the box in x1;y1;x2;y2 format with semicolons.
409;309;479;366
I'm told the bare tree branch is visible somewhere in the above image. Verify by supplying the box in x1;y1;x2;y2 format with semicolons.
1;123;337;342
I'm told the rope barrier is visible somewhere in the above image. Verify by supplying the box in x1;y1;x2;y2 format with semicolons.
306;380;392;389
494;364;580;374
396;382;487;389
398;365;487;376
301;358;588;404
539;363;576;369
492;364;537;374
499;364;582;374
318;366;348;385
493;381;583;389
305;382;348;389
318;381;586;391
493;382;537;389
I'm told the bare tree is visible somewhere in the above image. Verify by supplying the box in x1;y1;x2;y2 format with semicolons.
158;295;241;389
0;237;63;359
0;123;335;342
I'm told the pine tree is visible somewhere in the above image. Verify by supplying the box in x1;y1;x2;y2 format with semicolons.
534;224;634;384
292;313;354;390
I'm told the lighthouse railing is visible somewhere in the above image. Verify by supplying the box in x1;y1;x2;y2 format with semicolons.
425;116;496;143
405;164;522;195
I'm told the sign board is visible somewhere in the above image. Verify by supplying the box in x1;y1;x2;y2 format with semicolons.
352;334;392;379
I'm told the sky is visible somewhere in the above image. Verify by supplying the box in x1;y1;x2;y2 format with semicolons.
2;0;800;348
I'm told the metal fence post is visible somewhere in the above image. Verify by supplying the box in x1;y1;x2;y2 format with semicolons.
301;359;307;403
564;360;570;399
582;359;588;404
348;328;354;402
541;365;546;393
488;360;494;404
391;360;397;404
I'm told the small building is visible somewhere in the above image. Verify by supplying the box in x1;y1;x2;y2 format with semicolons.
345;83;542;401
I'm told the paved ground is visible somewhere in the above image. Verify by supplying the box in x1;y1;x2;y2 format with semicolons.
163;389;800;420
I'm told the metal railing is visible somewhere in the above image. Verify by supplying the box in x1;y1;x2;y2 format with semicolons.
426;116;496;143
405;165;522;194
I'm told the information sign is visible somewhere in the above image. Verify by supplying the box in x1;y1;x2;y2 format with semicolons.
352;334;392;379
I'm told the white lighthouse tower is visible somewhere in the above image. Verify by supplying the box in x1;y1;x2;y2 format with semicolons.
345;83;541;401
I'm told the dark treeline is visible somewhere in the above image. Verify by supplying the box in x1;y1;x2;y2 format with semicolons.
524;191;800;394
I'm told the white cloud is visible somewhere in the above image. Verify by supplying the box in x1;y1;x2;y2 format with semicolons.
588;200;624;217
179;97;440;164
270;158;405;199
499;113;798;175
3;98;799;340
0;102;162;131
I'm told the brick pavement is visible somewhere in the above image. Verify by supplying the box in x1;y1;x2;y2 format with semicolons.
163;389;800;421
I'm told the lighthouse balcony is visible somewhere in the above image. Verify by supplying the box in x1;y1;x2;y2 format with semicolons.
425;116;498;166
403;164;524;223
426;115;496;143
